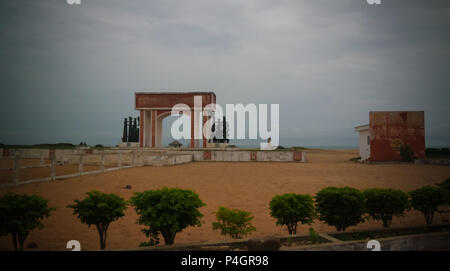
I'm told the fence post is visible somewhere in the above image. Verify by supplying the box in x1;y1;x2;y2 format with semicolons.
13;151;20;186
79;154;83;176
118;153;122;168
101;152;105;172
40;152;44;166
50;154;56;181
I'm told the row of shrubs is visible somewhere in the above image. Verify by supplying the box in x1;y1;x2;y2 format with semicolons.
1;179;449;250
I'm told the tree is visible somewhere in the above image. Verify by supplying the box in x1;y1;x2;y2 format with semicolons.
437;179;450;205
315;187;365;231
212;207;256;239
409;186;447;225
0;193;53;251
67;191;128;249
437;178;450;191
130;188;205;245
364;188;410;227
269;193;316;235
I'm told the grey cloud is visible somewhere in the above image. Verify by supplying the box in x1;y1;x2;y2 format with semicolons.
0;0;449;147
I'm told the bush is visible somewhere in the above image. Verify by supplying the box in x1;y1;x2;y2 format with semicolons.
315;187;365;231
364;188;410;228
212;207;256;239
426;148;450;157
308;228;320;244
409;186;448;225
130;188;205;245
269;193;316;235
437;178;450;191
67;191;127;249
400;144;414;162
0;193;54;251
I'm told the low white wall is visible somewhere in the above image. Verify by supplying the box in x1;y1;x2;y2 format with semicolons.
2;148;306;164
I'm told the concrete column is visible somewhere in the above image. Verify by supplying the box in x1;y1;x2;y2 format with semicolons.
40;152;44;166
13;152;20;186
79;154;83;176
50;155;56;181
190;110;195;148
139;110;144;148
152;110;156;148
101;152;105;171
203;115;208;148
302;151;307;163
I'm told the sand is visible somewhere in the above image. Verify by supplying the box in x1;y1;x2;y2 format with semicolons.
0;149;449;251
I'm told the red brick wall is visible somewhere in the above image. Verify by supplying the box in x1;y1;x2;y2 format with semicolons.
369;111;425;161
135;92;216;109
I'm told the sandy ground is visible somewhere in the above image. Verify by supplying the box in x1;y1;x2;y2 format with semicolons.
0;149;449;251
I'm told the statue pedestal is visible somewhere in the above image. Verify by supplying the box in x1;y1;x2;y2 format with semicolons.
118;142;139;148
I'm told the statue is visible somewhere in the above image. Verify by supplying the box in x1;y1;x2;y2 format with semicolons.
121;116;140;143
122;118;128;142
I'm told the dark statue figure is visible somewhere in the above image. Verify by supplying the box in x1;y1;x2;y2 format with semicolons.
122;118;128;142
122;116;140;143
211;116;229;143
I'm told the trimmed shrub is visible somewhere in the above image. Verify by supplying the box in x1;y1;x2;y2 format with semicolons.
437;179;450;205
409;186;448;225
269;193;316;235
0;193;54;251
212;207;256;239
308;228;320;244
437;178;450;191
130;188;205;245
364;188;410;228
68;191;127;249
400;144;414;162
315;187;365;231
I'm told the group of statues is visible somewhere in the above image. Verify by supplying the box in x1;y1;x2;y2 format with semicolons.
122;117;140;143
121;115;229;144
210;116;230;143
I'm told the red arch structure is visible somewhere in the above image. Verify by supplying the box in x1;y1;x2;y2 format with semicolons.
135;92;216;148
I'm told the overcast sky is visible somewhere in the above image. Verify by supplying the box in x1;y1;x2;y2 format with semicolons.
0;0;449;147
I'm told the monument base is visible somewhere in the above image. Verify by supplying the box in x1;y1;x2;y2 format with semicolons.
118;142;139;148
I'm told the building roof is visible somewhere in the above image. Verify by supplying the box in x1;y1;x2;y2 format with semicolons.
354;124;370;132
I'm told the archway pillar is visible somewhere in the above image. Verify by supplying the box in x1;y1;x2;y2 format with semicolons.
135;92;216;148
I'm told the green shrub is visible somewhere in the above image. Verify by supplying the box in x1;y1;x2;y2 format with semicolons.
68;191;127;249
0;193;54;251
130;188;205;245
437;178;450;191
308;228;320;244
269;193;316;235
437;179;450;205
409;186;448;225
400;144;414;162
315;187;365;231
364;188;410;228
212;207;256;239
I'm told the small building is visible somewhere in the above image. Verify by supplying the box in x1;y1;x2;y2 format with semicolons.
355;111;425;161
355;124;371;161
168;140;183;148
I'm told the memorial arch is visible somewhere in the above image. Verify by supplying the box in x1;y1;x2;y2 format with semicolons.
135;92;216;148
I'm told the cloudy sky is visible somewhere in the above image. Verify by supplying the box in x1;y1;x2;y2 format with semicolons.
0;0;449;147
